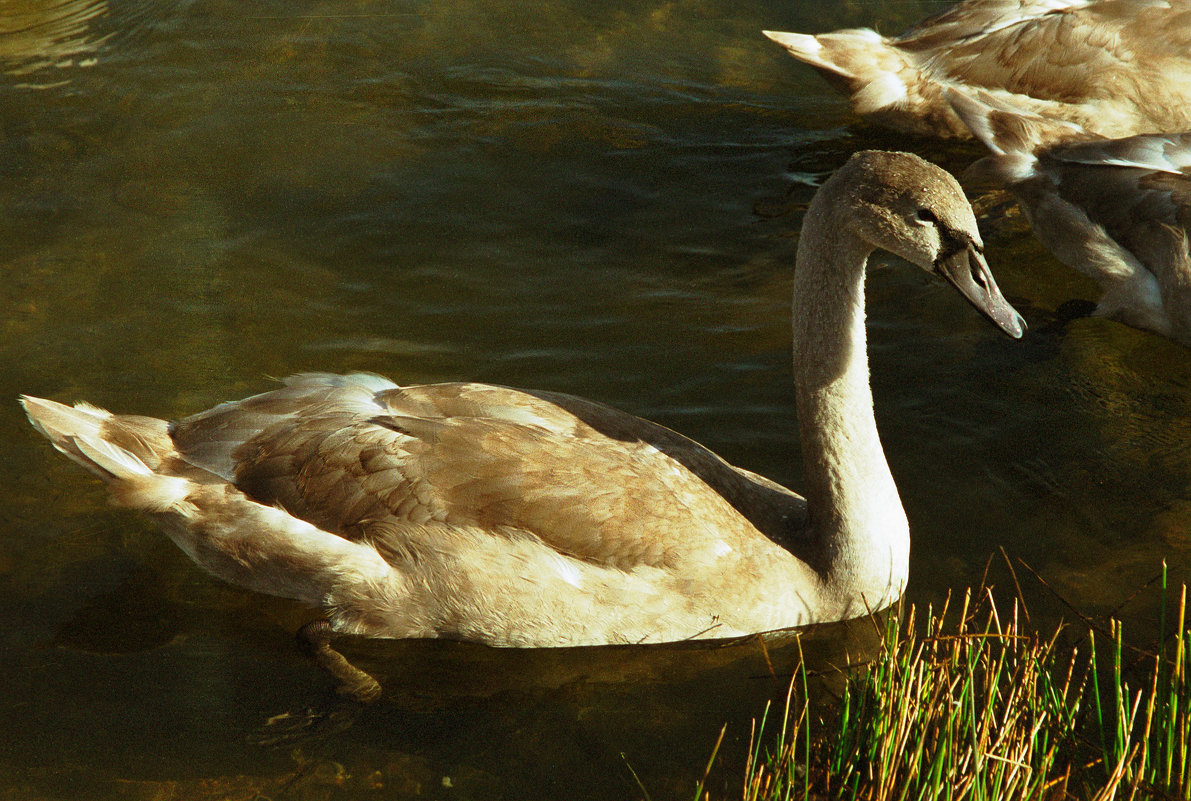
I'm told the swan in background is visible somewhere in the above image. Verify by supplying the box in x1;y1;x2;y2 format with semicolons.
949;88;1191;346
763;0;1191;139
22;151;1023;698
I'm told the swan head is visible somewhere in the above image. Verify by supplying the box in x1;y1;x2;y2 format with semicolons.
832;150;1026;338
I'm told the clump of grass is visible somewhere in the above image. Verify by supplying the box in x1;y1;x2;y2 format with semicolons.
711;575;1191;801
1088;581;1191;799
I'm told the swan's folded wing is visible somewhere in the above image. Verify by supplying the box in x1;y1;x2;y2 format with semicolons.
1050;133;1191;174
174;378;807;573
380;383;808;537
1035;136;1191;254
896;0;1069;50
900;0;1191;98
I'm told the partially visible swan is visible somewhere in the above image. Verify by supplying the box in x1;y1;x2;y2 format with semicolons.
763;0;1191;139
949;88;1191;346
22;152;1023;697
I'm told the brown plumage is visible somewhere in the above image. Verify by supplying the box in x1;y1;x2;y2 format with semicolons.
22;153;1023;680
949;88;1191;345
764;0;1191;139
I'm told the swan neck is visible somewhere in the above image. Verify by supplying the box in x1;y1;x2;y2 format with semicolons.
790;199;909;613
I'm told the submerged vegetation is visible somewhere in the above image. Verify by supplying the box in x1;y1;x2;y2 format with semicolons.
706;572;1191;801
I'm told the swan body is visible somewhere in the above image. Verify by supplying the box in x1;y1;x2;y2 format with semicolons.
950;89;1191;345
22;152;1024;652
764;0;1191;139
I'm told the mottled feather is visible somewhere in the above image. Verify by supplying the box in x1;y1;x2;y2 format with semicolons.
765;0;1191;139
173;378;810;573
950;88;1191;344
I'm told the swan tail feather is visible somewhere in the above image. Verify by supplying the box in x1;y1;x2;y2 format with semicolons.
763;28;915;116
20;395;192;513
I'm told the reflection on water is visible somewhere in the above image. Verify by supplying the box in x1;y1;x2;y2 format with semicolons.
7;560;885;799
0;0;108;84
2;0;1190;797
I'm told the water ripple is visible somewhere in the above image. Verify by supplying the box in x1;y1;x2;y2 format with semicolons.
0;0;109;85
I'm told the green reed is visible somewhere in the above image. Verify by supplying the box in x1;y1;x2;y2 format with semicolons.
706;579;1191;801
1086;570;1191;799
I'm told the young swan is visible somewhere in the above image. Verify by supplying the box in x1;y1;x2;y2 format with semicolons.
764;0;1191;139
949;88;1191;346
23;152;1023;698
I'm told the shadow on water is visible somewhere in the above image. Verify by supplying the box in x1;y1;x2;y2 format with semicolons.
1;566;887;800
325;618;884;799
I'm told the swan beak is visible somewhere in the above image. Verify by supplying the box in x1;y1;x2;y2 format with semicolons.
935;245;1026;338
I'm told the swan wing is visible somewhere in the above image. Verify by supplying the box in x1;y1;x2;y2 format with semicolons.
1037;137;1191;314
170;374;807;573
902;0;1191;82
948;89;1191;335
949;89;1191;227
904;0;1191;137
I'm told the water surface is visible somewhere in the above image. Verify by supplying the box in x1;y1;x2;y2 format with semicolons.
3;0;1190;797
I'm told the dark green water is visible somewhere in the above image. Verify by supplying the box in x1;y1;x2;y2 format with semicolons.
3;0;1190;798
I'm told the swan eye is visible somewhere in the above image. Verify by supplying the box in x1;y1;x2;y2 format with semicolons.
914;208;939;225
